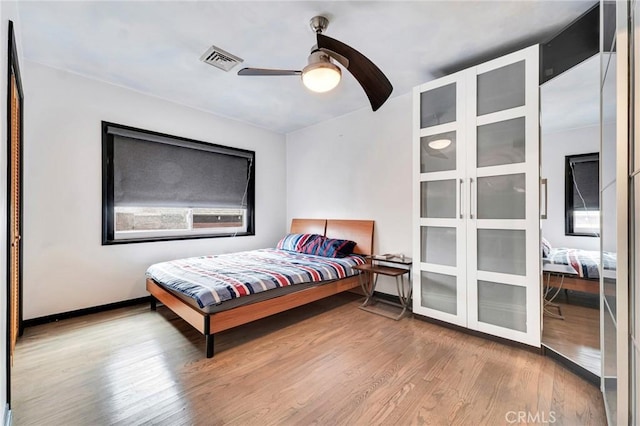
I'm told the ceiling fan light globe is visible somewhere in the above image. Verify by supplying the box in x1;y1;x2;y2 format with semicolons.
302;63;341;93
428;138;452;150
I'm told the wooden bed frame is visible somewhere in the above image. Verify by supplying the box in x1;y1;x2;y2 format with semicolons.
547;274;599;295
146;218;374;358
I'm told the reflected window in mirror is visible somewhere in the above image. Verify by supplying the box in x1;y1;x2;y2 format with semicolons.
565;153;600;236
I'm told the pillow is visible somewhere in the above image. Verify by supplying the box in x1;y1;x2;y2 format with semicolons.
541;237;552;258
301;236;357;258
276;233;320;252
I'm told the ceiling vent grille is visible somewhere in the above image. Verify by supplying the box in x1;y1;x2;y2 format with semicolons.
199;45;243;72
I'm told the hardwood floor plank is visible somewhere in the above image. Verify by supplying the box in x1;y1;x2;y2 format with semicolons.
542;299;600;376
13;294;606;425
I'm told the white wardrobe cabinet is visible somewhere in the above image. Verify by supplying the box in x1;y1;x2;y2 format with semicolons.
412;45;540;347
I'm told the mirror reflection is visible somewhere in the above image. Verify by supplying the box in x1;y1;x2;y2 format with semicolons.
540;54;609;377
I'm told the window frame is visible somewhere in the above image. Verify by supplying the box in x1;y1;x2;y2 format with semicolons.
564;152;600;237
101;121;255;245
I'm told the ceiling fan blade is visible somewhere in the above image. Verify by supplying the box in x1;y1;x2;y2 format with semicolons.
238;68;302;76
317;34;393;111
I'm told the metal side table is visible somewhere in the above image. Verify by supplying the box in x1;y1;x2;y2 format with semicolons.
353;255;412;320
543;262;578;320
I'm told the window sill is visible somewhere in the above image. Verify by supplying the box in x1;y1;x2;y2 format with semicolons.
102;231;255;245
564;232;600;238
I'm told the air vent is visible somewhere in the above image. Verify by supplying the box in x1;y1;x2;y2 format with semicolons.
200;45;243;72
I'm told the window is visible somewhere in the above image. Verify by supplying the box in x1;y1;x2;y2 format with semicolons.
102;122;255;244
565;153;599;236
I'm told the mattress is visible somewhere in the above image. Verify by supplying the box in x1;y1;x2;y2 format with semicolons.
146;248;365;309
544;247;616;279
160;279;334;314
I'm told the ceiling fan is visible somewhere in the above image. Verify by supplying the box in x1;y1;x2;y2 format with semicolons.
238;16;393;112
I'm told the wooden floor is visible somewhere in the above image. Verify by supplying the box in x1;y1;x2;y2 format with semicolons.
542;293;600;376
13;293;606;425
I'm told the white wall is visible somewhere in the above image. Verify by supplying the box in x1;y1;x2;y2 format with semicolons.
286;93;412;295
23;61;287;319
541;124;600;251
0;1;22;419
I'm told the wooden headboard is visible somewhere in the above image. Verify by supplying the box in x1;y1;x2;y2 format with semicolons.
289;218;374;256
290;218;326;235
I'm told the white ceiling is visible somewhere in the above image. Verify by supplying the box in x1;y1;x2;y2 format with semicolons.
19;1;596;134
541;54;606;134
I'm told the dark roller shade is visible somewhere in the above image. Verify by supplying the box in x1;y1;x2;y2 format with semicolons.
569;154;599;211
113;135;251;208
107;126;253;159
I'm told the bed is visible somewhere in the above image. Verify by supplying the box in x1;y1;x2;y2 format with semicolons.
146;218;374;358
542;238;616;295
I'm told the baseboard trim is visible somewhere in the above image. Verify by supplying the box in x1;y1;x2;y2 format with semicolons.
371;291;403;305
23;296;151;328
542;345;600;387
412;313;543;354
4;404;11;426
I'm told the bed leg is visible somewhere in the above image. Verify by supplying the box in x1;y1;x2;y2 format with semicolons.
204;314;214;358
150;296;157;311
206;334;214;358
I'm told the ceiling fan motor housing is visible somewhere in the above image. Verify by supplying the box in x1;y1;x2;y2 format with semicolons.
306;50;334;67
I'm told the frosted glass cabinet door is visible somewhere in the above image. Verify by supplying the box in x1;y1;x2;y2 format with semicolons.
466;45;540;347
414;71;467;328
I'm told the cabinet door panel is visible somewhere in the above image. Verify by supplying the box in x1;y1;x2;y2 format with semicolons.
421;131;457;173
420;180;457;218
477;173;526;219
420;271;457;315
477;229;526;276
421;226;456;266
477;117;526;167
477;60;525;115
420;83;456;128
477;280;527;332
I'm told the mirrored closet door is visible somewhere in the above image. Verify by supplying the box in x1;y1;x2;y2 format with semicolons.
600;14;617;416
539;53;602;378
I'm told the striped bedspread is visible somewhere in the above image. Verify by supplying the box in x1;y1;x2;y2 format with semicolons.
146;249;365;308
545;248;616;279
